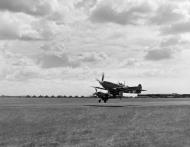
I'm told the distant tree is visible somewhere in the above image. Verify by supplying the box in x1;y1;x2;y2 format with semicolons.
32;95;37;98
38;95;43;98
69;95;72;98
44;95;49;98
74;95;79;98
81;96;84;98
26;95;31;98
51;95;55;98
57;95;62;98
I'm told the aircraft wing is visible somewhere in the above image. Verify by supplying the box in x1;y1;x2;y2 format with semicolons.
113;87;147;93
92;86;105;90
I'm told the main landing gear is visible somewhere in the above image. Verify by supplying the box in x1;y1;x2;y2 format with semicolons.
98;98;108;103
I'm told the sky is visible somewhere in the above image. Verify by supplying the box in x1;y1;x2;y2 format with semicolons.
0;0;190;96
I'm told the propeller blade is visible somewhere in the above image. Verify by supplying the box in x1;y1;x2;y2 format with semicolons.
102;73;104;81
96;78;100;82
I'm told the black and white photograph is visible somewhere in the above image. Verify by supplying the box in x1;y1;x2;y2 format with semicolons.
0;0;190;146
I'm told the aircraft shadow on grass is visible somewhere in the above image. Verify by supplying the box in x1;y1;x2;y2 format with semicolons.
83;104;139;108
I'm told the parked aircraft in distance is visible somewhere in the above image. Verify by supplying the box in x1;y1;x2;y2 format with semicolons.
92;73;146;103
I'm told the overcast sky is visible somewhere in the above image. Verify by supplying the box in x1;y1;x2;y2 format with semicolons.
0;0;190;96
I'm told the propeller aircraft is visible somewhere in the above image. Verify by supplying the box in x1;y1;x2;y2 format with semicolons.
92;73;146;103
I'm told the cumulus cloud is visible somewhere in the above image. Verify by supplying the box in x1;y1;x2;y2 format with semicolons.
150;3;185;25
89;2;152;25
31;19;58;40
160;36;181;47
161;21;190;34
37;53;80;69
0;0;66;26
37;51;109;69
145;48;174;61
37;42;80;68
141;68;175;78
0;0;53;16
78;52;108;63
0;49;41;81
40;42;65;55
6;67;40;81
0;11;59;41
37;41;109;68
0;19;20;40
120;58;139;67
75;0;97;9
0;12;44;40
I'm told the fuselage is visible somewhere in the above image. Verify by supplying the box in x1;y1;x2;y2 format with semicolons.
100;81;123;96
100;81;142;94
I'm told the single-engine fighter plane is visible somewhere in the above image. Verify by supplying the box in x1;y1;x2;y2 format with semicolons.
92;73;146;103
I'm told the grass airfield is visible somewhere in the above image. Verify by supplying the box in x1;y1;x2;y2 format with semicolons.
0;98;190;147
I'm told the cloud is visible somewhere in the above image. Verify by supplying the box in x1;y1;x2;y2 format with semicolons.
145;48;173;61
160;36;181;47
6;67;40;81
31;19;58;40
0;12;24;40
0;49;41;81
78;52;108;63
37;51;109;69
0;0;65;26
0;12;59;41
37;42;80;68
141;68;175;78
119;58;139;67
37;53;80;69
37;41;110;68
89;2;152;25
0;20;20;40
0;47;92;82
150;3;185;25
75;0;97;9
0;12;43;40
161;21;190;34
0;0;53;16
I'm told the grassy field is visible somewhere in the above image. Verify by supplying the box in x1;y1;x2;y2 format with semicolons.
0;98;190;147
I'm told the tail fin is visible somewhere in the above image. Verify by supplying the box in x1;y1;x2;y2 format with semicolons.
138;84;146;92
138;84;142;90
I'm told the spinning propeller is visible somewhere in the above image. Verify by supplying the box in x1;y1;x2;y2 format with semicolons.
96;73;104;85
93;88;98;96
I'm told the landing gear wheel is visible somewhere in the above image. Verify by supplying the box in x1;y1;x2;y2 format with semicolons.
98;99;101;103
103;99;107;103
